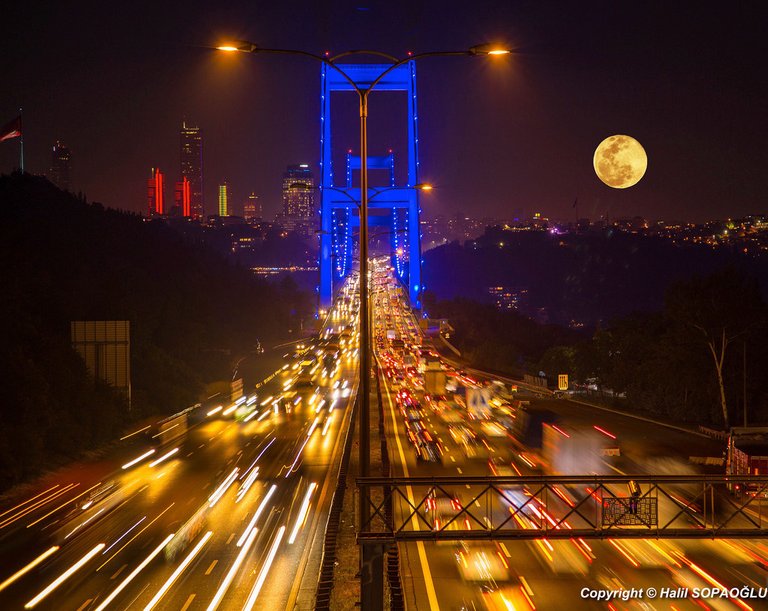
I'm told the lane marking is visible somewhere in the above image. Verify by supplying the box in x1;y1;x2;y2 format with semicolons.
76;600;93;611
226;533;235;545
180;594;196;611
110;564;127;580
603;461;627;475
520;575;534;597
381;371;440;611
205;559;218;575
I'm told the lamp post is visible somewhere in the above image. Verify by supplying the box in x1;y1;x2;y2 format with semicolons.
216;42;510;609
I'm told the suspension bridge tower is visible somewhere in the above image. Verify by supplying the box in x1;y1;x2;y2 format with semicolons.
318;61;423;310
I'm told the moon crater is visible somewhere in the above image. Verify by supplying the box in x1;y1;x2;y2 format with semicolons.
593;135;647;189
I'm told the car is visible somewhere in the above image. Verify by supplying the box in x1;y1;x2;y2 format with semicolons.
454;542;511;583
416;440;443;463
488;457;515;477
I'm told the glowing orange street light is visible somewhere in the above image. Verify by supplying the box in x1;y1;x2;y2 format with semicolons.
469;43;512;55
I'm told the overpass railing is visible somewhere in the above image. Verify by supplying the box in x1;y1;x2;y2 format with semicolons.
357;475;768;542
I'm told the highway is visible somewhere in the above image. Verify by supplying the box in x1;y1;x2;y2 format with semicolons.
0;276;361;611
369;258;768;611
4;261;768;611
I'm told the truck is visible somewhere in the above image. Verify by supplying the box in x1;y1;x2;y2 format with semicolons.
151;412;188;447
541;423;620;475
727;427;768;496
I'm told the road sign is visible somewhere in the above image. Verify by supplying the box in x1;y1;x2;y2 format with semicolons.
467;388;491;417
231;377;244;401
558;374;569;391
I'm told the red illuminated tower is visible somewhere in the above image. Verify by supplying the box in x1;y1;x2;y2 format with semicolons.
147;168;164;216
174;176;191;217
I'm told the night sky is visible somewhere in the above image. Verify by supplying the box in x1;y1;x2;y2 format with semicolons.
1;1;766;222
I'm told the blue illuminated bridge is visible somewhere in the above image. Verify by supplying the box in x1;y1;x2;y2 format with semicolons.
318;61;423;310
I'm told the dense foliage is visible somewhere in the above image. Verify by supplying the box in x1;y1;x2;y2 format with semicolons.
0;173;311;489
423;226;768;426
538;269;768;426
422;295;583;377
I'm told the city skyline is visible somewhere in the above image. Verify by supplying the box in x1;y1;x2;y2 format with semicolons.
0;2;766;222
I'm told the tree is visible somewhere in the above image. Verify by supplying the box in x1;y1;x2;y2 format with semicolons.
666;269;765;427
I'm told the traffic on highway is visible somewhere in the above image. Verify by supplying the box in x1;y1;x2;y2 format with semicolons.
2;261;767;611
369;257;768;611
0;276;362;610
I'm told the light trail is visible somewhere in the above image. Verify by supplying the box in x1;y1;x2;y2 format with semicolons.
120;425;151;441
608;539;640;568
97;503;175;571
0;485;60;520
237;484;277;547
242;525;286;611
24;543;105;608
206;406;223;417
149;447;179;467
208;468;239;507
64;507;106;540
143;531;213;611
285;437;310;477
101;516;146;555
122;449;156;470
0;483;79;529
94;534;174;611
236;467;259;503
288;482;317;544
26;481;103;528
206;527;259;610
593;425;617;439
151;423;179;438
243;408;259;422
321;413;333;436
254;437;276;462
307;416;321;437
0;546;59;594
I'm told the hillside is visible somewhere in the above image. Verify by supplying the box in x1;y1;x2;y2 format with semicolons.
0;172;311;488
423;227;768;326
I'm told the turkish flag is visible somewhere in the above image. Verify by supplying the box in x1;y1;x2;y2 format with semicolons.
0;116;22;142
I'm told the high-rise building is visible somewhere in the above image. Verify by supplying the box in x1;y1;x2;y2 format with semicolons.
174;176;191;217
243;192;262;222
50;141;72;191
180;120;203;219
147;168;165;216
218;182;229;216
281;164;315;231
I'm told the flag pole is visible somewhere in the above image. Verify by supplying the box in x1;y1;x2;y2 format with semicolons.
19;108;24;173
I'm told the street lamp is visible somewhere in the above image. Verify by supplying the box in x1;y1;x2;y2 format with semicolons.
214;45;510;598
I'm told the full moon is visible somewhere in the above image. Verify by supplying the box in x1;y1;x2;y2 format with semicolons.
593;135;648;189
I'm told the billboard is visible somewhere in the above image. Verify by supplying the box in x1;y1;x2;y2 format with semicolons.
71;320;131;407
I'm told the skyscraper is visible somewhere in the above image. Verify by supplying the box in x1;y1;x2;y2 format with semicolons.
218;182;229;217
281;164;315;232
147;168;165;216
180;120;203;219
50;141;71;191
174;176;191;217
243;192;262;222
